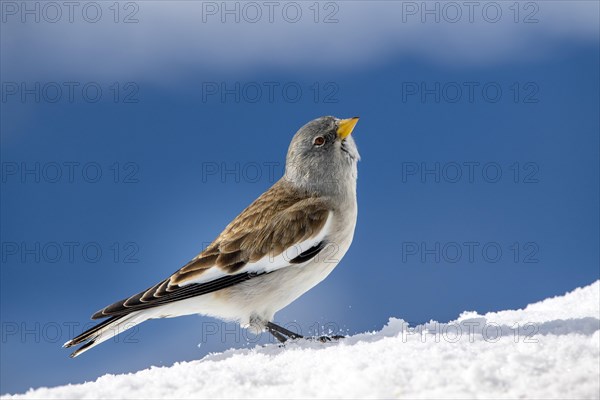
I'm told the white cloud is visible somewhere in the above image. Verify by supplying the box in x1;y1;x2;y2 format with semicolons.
1;1;598;80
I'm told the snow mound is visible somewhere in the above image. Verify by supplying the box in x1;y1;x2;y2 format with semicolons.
4;281;599;399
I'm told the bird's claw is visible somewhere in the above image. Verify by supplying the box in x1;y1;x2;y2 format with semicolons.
313;334;345;342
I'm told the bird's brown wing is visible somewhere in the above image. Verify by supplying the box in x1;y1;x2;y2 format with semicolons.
91;180;332;319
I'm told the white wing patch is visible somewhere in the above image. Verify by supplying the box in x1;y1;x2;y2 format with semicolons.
178;211;333;287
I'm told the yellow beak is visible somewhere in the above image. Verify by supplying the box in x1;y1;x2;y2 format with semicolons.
337;117;359;140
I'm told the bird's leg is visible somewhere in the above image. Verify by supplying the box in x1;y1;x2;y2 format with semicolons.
266;321;303;342
266;325;288;343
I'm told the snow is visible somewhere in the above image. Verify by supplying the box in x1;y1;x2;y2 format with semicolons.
4;281;599;399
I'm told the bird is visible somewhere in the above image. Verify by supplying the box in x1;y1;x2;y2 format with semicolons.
64;115;360;357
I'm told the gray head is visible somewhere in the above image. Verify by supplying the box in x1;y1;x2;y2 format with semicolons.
284;116;360;196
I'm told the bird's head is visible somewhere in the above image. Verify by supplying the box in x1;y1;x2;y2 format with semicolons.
284;116;360;196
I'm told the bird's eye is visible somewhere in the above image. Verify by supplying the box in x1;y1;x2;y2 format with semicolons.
313;136;325;146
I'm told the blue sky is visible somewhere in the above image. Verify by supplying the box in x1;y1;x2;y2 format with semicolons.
1;0;599;395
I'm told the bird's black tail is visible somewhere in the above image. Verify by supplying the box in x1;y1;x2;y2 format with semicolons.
63;312;143;358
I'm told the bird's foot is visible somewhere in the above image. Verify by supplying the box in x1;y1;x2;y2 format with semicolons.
266;321;345;344
311;334;345;343
266;321;303;343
